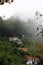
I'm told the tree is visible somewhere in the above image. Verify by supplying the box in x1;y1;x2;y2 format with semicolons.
0;0;14;5
5;18;31;38
35;11;43;37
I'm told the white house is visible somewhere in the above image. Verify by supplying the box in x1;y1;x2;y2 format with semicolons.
26;60;32;65
9;37;23;45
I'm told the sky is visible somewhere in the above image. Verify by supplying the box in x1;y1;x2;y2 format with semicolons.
0;0;43;20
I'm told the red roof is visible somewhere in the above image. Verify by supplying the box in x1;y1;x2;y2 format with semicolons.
18;48;28;51
25;56;34;61
25;56;39;61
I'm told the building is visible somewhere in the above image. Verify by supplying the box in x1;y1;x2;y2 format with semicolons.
25;56;39;65
9;37;23;45
18;48;28;52
26;56;33;65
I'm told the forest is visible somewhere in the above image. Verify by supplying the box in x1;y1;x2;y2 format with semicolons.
0;17;43;65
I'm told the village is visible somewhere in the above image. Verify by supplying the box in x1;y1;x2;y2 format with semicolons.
9;37;43;65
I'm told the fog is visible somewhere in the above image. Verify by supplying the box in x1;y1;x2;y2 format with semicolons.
0;0;43;20
0;0;43;42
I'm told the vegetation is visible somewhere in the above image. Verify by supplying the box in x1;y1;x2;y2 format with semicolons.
0;17;43;65
0;17;33;38
0;38;25;65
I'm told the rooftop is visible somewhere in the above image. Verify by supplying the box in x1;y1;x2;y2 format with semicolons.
18;47;28;52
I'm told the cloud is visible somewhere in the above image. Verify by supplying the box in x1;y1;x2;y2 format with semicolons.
0;0;43;20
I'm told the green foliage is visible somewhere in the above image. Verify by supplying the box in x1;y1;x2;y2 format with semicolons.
22;38;40;56
5;18;32;38
0;17;33;38
0;38;25;65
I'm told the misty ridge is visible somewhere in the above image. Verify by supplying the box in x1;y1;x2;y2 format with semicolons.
0;16;43;42
0;17;36;38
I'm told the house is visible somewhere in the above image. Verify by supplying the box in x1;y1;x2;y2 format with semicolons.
9;37;23;45
18;48;28;52
26;61;32;65
33;57;39;65
26;56;33;65
25;56;39;65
